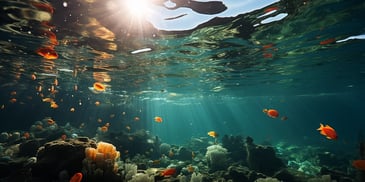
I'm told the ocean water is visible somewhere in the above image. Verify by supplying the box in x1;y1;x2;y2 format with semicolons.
0;0;364;180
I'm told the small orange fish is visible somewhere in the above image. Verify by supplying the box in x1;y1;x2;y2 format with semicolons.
320;38;336;45
207;131;219;138
50;101;58;108
154;116;163;123
36;46;58;59
95;101;101;106
47;118;56;125
317;123;338;140
54;78;58;86
31;74;37;80
264;6;278;13
69;172;83;182
61;134;67;140
9;98;17;103
160;168;176;177
23;132;30;139
93;82;106;92
187;165;194;173
37;85;43;92
353;160;365;171
30;1;54;14
99;126;108;132
263;108;279;118
42;98;53;102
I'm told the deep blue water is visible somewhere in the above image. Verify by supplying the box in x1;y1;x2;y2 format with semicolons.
0;0;364;151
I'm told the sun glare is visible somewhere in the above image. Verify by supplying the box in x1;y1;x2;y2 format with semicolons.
124;0;150;18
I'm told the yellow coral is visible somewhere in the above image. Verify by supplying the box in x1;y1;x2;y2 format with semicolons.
84;141;120;174
85;147;97;160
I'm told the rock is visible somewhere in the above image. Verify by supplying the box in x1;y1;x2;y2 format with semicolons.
31;137;96;181
176;147;193;161
273;169;296;181
222;135;247;162
226;165;250;182
245;137;285;176
18;139;42;157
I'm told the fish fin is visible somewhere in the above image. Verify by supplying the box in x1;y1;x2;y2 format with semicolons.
325;125;334;130
326;136;332;139
320;131;326;135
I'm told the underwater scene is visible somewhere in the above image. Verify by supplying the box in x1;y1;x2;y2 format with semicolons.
0;0;365;181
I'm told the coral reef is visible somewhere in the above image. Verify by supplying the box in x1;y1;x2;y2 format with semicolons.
83;141;121;179
0;127;359;182
245;136;285;176
31;137;96;181
159;143;171;156
205;144;228;171
222;134;247;162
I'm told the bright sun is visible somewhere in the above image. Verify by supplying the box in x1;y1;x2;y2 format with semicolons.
124;0;151;18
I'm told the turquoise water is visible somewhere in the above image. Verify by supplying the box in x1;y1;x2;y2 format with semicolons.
0;0;364;179
0;0;364;143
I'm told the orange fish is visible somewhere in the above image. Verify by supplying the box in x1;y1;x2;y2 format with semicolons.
93;82;106;92
154;116;163;123
264;7;278;13
320;38;336;45
69;172;83;182
42;98;53;102
47;118;56;125
160;168;176;177
317;123;338;140
36;46;58;59
50;101;58;108
207;131;219;138
23;132;30;139
187;165;195;173
30;1;55;14
263;108;279;118
61;134;67;140
54;78;58;86
9;98;17;103
352;160;365;171
31;74;37;80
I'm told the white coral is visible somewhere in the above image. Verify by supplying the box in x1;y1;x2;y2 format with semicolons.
129;173;154;182
205;145;228;170
124;163;138;181
190;172;203;182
